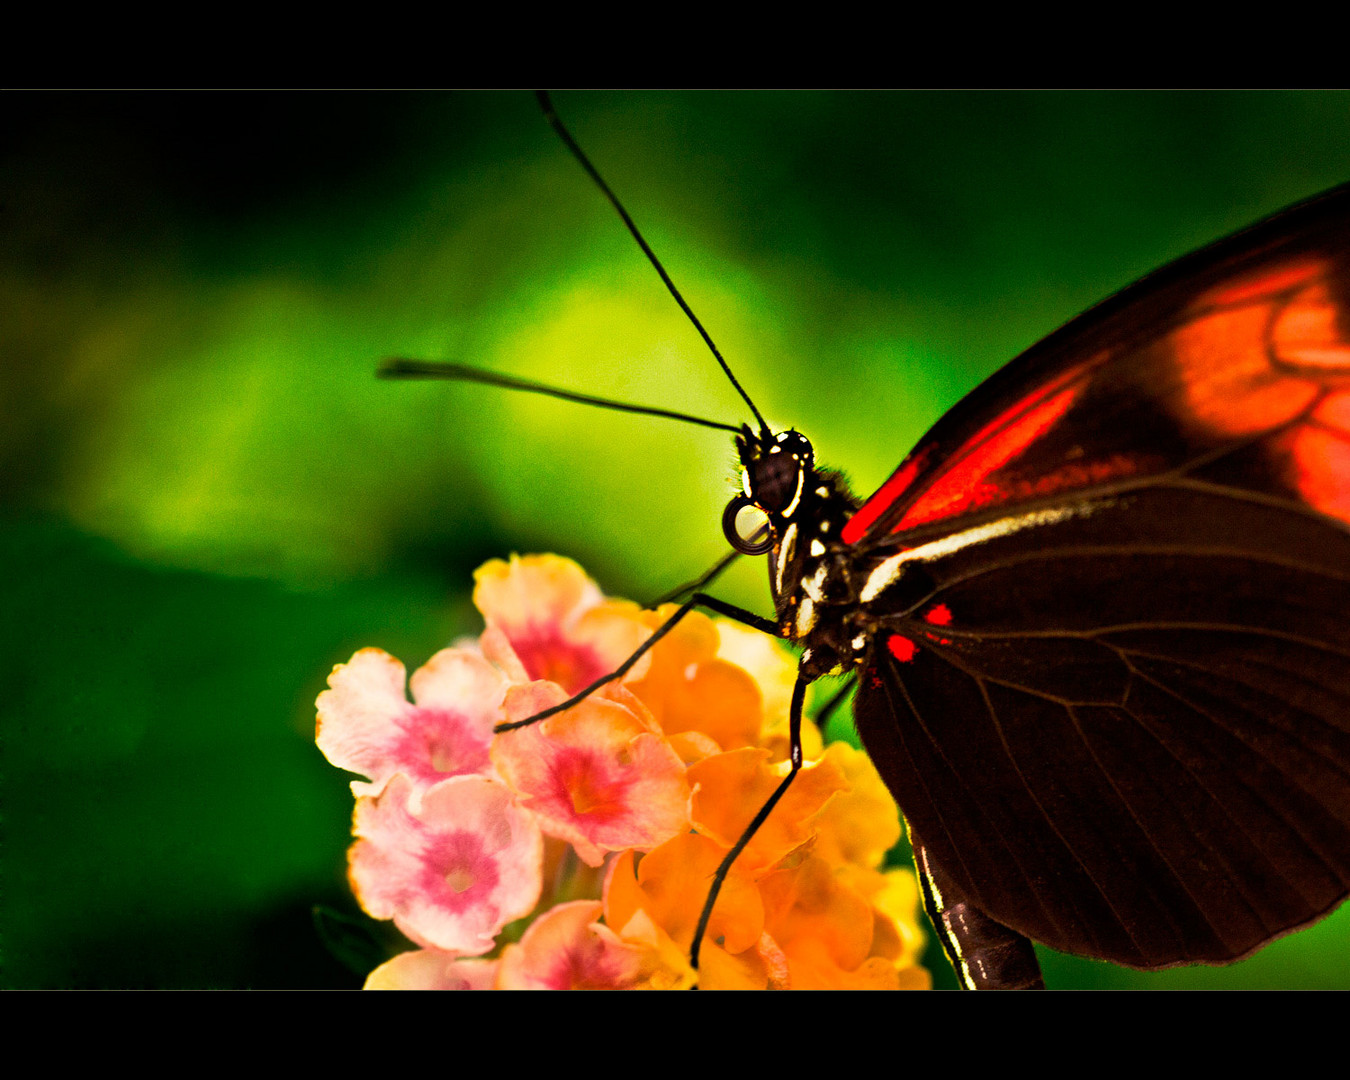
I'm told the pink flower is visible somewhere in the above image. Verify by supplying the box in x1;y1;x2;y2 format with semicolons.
492;681;691;867
474;555;651;695
496;901;645;990
348;773;542;955
316;647;506;798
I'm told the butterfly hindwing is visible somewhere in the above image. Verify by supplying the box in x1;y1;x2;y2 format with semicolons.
855;486;1350;966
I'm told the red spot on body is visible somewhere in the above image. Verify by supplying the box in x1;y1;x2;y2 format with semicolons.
924;603;953;626
888;636;917;663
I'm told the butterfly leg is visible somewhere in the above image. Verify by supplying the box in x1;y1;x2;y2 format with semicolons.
494;591;778;731
690;670;810;973
913;833;1044;990
646;548;742;606
487;582;805;979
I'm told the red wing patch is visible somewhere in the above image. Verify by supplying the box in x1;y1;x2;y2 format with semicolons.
888;635;917;663
923;603;953;626
840;448;930;545
892;382;1081;531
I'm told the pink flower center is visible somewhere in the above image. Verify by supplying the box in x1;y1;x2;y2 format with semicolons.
558;753;628;820
421;832;501;909
396;706;491;780
512;630;608;695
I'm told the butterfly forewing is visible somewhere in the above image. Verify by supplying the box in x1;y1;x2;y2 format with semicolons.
844;184;1350;968
844;183;1350;549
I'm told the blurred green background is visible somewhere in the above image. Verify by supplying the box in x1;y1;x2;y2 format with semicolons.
6;90;1350;989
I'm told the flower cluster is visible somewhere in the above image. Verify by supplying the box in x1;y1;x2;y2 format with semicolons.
316;554;929;989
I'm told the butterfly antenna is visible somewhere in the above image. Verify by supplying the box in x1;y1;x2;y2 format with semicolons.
537;91;771;438
379;359;742;435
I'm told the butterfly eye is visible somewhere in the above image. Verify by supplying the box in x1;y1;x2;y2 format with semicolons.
722;495;774;555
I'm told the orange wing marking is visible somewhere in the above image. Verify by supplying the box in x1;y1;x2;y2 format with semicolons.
1175;258;1350;524
1172;259;1349;439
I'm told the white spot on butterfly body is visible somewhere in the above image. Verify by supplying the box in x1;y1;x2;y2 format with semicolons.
776;522;798;595
802;562;828;603
796;596;817;636
782;471;805;518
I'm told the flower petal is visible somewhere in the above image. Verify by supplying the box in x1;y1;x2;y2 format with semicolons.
316;648;411;786
618;833;764;957
689;748;848;871
364;950;499;990
628;607;763;750
811;742;902;870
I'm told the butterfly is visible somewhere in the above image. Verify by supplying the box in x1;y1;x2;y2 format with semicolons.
397;93;1350;987
731;180;1350;988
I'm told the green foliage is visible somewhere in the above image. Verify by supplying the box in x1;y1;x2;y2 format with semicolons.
7;91;1350;987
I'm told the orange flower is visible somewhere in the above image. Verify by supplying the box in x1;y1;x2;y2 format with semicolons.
689;747;849;871
627;606;764;749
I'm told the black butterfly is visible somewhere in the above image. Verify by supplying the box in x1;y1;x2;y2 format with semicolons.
394;93;1350;988
727;180;1350;987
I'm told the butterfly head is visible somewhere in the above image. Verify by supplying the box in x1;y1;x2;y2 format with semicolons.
723;426;816;555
